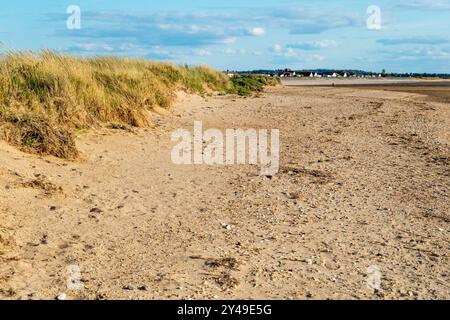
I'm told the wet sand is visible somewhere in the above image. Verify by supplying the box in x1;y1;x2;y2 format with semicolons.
340;86;450;104
333;82;450;104
283;78;450;103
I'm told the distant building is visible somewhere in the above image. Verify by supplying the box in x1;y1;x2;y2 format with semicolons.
279;68;296;77
295;72;310;77
225;70;236;77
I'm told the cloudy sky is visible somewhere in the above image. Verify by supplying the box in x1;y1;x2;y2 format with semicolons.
0;0;449;73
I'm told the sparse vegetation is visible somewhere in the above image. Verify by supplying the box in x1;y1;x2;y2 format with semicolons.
19;175;63;197
227;74;280;96
0;51;231;157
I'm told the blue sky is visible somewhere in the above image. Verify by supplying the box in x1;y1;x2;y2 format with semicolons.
0;0;449;73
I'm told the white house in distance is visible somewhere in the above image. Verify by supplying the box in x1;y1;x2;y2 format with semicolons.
279;68;296;77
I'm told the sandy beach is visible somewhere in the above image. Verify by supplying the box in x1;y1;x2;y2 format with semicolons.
0;85;449;300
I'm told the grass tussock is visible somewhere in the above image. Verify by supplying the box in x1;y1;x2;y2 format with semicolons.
0;51;231;157
227;75;280;96
0;114;78;158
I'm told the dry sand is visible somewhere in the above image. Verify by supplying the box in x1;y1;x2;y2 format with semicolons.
0;86;449;300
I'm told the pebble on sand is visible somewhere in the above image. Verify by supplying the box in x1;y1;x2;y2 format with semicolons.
56;293;67;300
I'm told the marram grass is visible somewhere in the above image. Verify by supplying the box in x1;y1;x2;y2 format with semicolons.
0;51;278;158
0;51;230;157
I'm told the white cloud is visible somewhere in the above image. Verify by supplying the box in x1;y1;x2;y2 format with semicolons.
399;48;450;60
398;0;450;10
72;43;114;52
248;27;266;36
189;25;200;33
192;49;212;56
273;44;283;53
288;40;337;50
374;47;450;64
221;37;237;44
62;6;362;53
223;48;247;56
271;44;325;63
224;48;237;55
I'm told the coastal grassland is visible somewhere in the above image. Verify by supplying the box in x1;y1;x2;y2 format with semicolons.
228;74;281;96
0;51;231;157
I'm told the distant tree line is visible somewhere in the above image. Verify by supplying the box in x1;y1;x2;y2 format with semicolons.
230;69;450;79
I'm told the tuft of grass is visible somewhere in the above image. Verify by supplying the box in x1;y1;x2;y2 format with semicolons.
0;51;231;157
227;74;280;96
0;114;78;158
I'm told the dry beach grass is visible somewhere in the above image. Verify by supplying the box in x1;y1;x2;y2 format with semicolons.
0;51;231;157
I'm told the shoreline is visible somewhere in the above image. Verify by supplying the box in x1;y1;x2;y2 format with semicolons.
281;78;450;87
281;78;450;103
